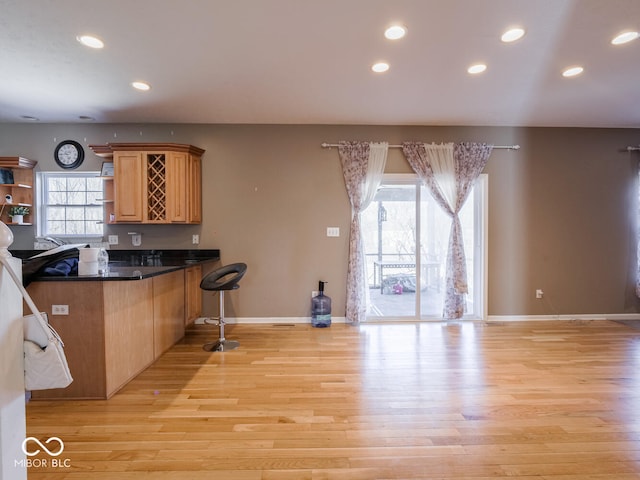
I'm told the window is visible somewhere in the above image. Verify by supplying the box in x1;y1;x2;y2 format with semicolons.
362;174;487;320
37;172;104;237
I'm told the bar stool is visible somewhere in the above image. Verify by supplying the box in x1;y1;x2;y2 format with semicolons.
200;263;247;352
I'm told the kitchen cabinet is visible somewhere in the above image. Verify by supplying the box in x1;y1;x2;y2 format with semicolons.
27;270;186;400
27;279;155;400
89;143;204;224
113;151;145;222
185;264;202;325
0;157;37;226
187;154;202;223
19;250;219;400
152;269;185;357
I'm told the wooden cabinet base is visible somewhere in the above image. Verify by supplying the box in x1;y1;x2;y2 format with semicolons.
28;272;187;400
152;270;185;358
104;279;154;396
185;265;202;325
28;281;110;400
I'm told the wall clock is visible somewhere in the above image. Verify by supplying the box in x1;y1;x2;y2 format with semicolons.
54;140;85;169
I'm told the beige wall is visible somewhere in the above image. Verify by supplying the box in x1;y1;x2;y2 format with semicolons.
1;123;639;318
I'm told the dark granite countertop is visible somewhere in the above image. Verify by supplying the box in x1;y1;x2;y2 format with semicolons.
11;248;220;282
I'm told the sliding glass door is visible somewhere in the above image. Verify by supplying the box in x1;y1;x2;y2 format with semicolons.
363;182;417;317
362;174;487;321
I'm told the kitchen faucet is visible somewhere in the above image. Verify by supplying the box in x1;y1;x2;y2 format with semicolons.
44;236;66;247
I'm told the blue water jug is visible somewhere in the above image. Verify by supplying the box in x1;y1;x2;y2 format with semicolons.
311;281;331;328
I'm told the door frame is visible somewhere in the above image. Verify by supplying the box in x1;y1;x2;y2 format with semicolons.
364;173;488;322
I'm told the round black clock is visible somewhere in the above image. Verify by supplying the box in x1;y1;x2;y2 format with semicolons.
54;140;85;169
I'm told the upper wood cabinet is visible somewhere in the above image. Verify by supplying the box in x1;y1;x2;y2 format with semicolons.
90;143;204;224
188;154;202;224
0;156;37;226
113;151;145;222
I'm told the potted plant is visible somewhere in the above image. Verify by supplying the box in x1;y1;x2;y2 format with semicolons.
9;206;30;224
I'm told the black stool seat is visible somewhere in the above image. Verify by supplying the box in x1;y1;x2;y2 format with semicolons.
200;263;247;291
200;263;247;352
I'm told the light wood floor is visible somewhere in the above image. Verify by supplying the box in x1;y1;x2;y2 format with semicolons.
25;320;640;479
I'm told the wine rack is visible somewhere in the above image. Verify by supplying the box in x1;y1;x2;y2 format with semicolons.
146;154;167;222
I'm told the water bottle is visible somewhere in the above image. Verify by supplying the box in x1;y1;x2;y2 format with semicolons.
311;281;331;328
97;248;109;276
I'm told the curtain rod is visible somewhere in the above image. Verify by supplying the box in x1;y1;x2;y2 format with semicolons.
320;142;520;150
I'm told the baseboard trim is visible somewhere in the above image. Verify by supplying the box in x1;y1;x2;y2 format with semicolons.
486;313;640;322
194;317;347;325
194;313;640;325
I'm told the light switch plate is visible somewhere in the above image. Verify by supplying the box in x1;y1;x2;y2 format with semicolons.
326;227;340;237
128;232;142;246
108;235;119;245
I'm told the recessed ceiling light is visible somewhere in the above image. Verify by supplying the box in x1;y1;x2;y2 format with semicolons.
501;27;525;43
76;35;104;49
371;62;390;73
131;81;151;91
562;66;584;77
611;31;639;45
467;63;487;74
384;25;407;40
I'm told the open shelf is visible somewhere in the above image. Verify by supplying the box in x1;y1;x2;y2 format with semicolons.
0;156;37;225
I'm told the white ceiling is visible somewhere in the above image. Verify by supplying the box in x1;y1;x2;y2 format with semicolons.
1;0;639;127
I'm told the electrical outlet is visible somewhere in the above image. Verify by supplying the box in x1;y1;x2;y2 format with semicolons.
52;304;69;315
192;234;200;245
108;235;119;245
536;289;544;299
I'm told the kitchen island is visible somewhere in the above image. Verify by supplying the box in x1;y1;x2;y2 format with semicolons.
21;249;219;400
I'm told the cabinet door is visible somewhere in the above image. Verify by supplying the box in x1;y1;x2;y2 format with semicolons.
184;265;202;325
188;154;202;223
103;279;154;397
166;152;187;223
114;152;145;222
152;270;185;358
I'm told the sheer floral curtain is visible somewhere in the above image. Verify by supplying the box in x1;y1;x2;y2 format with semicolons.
338;141;388;324
637;165;640;298
402;141;493;319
